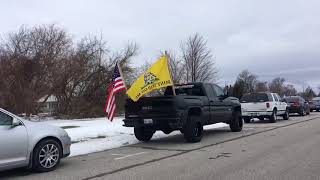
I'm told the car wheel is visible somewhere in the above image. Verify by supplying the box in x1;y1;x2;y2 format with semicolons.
230;111;243;132
283;109;290;120
32;139;62;172
243;117;251;123
184;115;203;143
134;127;155;142
269;110;277;123
300;108;306;116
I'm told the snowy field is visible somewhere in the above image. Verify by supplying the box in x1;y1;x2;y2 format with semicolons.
35;117;228;157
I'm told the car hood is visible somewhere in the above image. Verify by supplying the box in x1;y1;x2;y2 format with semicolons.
22;119;68;137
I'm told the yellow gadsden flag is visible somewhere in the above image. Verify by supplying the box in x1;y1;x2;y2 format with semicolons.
127;55;173;101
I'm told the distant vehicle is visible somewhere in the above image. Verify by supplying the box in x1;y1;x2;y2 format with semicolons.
310;97;320;112
0;108;71;172
241;92;289;123
124;83;243;143
283;96;310;116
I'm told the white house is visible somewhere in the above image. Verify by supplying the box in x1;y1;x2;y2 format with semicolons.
37;95;57;114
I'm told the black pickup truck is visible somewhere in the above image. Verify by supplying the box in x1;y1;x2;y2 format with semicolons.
123;82;242;143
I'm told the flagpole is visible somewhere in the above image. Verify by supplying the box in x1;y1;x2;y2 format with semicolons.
165;51;176;96
117;61;128;90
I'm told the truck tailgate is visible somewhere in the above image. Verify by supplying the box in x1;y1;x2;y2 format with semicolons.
125;96;177;118
241;102;268;112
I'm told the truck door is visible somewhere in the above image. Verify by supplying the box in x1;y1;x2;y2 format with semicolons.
276;93;286;114
209;84;232;123
203;84;215;124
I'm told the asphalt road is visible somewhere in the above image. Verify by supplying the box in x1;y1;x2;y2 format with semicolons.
2;113;320;180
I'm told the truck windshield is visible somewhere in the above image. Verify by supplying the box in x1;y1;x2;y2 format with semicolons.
164;85;205;96
240;93;269;103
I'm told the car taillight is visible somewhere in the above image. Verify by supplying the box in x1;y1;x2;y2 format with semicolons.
293;101;300;107
266;102;270;108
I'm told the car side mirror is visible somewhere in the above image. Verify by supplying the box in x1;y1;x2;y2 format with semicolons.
11;118;21;127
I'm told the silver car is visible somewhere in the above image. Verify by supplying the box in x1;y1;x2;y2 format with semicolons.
0;108;71;172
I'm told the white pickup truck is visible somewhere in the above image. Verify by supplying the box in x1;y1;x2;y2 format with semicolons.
240;92;289;123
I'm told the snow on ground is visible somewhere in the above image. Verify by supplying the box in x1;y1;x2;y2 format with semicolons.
37;117;228;157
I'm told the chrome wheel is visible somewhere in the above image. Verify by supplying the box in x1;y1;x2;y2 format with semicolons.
39;144;60;169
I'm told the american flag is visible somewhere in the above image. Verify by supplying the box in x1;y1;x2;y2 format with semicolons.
105;63;126;121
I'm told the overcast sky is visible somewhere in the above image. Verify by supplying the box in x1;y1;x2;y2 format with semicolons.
1;0;320;92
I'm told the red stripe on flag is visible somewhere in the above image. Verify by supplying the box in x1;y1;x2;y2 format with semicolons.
108;103;116;121
105;63;127;121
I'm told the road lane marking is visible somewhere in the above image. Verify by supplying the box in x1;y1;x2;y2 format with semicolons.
114;152;147;160
111;153;125;156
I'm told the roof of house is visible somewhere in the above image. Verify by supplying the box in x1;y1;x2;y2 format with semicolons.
37;95;57;103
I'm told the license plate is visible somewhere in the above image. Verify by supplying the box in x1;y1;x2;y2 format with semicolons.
143;119;153;124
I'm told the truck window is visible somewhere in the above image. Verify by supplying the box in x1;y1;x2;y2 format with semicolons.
204;84;215;98
240;93;269;103
164;85;205;96
273;94;279;102
212;85;224;97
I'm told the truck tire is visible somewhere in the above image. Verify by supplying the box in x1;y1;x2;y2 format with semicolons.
269;109;277;123
184;115;203;143
230;111;243;132
243;117;251;123
134;127;155;142
283;109;290;120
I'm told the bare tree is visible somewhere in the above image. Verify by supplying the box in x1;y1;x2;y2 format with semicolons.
0;24;138;117
181;33;218;83
269;77;286;96
283;84;297;96
0;24;71;114
235;70;257;93
255;81;269;92
158;51;185;83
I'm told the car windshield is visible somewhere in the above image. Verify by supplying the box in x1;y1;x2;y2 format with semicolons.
240;93;269;103
164;84;205;96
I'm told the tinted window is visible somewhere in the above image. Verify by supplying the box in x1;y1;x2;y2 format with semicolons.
240;93;269;103
164;85;205;96
284;97;300;102
204;84;215;98
0;111;13;126
273;94;279;102
212;85;224;97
